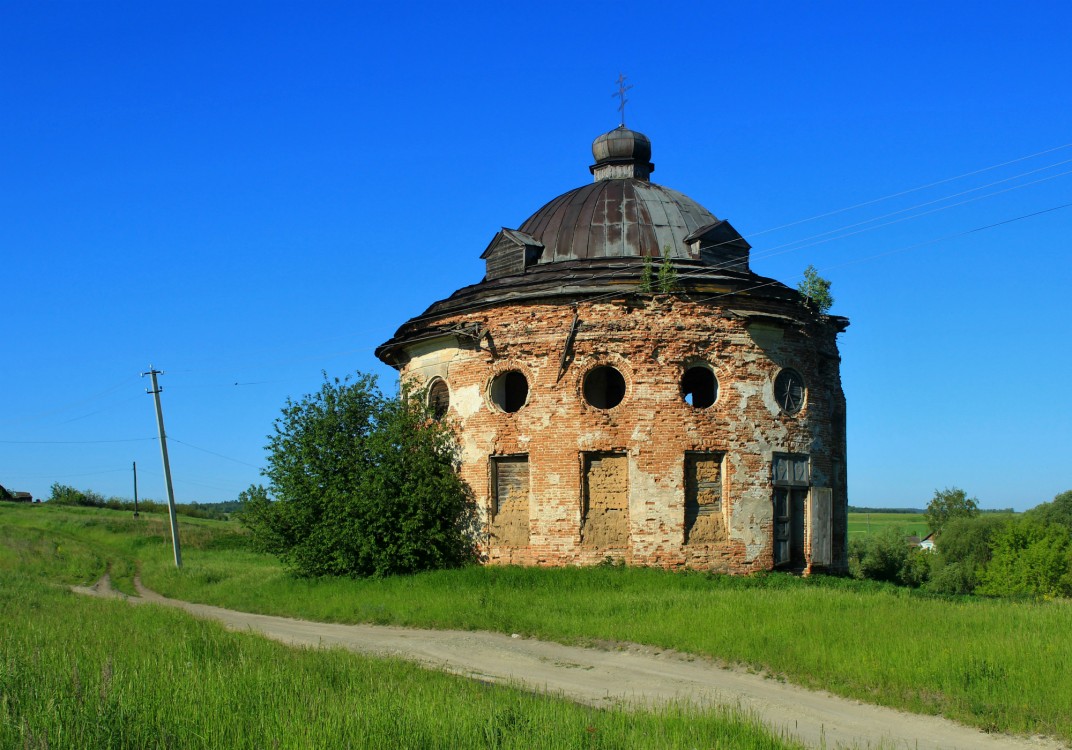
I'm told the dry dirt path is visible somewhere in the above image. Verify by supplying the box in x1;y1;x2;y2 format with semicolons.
73;576;1063;750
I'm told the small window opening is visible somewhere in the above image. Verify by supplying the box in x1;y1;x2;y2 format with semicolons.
427;379;450;420
583;365;626;409
490;371;529;413
681;366;717;408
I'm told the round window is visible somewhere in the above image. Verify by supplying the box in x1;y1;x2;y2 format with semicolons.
427;378;450;420
774;369;805;414
681;365;718;408
490;371;529;413
583;365;626;409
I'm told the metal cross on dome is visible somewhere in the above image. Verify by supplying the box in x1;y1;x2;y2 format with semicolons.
613;73;633;127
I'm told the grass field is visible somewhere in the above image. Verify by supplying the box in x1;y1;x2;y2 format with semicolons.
3;503;1070;744
847;511;929;539
0;505;802;750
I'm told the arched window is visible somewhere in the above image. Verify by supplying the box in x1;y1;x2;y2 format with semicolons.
427;378;450;420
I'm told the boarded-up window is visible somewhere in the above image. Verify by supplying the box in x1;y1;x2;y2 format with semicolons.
489;455;530;547
773;454;809;487
684;452;726;544
581;452;629;547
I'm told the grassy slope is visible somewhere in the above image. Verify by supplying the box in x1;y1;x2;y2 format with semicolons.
0;504;800;750
4;504;1071;743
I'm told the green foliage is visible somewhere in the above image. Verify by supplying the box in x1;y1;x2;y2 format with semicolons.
848;525;929;586
243;372;479;578
926;486;979;534
926;514;1009;594
1025;489;1072;529
45;482;231;519
639;252;654;293
797;264;834;314
657;245;678;293
6;503;1072;742
978;518;1072;598
1;574;800;750
48;482;105;506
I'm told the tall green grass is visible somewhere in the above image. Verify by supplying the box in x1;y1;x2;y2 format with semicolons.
4;503;1071;743
0;573;800;749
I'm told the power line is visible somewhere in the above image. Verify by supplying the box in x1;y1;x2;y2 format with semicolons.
0;437;157;445
740;141;1072;240
396;199;1072;377
133;141;1072;383
169;437;263;470
690;200;1072;307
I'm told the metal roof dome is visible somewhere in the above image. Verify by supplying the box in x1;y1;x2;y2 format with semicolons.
517;178;718;263
477;126;753;284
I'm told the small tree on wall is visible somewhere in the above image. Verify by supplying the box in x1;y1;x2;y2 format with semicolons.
657;245;678;293
639;253;654;293
798;265;834;314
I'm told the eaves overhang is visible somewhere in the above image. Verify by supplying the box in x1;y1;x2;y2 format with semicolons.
375;260;815;367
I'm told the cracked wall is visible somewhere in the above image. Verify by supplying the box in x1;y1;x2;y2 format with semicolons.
400;294;847;574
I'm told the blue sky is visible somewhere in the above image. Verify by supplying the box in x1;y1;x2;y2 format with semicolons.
3;2;1070;510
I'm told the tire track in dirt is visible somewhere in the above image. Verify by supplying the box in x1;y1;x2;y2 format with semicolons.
71;576;1064;750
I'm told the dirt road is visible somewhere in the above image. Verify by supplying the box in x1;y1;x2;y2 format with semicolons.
74;576;1062;750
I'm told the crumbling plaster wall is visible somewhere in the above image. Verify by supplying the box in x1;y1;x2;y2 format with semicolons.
400;295;847;574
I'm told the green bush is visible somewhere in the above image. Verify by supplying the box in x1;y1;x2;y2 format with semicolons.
241;372;479;578
1025;489;1072;529
978;518;1072;598
849;525;929;586
926;514;1009;595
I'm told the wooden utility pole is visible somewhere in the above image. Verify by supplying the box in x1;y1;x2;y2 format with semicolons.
132;461;140;518
143;366;182;567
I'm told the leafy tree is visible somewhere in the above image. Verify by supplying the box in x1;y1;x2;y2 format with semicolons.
797;265;834;314
926;487;979;535
977;518;1072;598
1025;489;1072;529
47;483;104;507
925;514;1009;594
848;525;928;586
240;372;479;578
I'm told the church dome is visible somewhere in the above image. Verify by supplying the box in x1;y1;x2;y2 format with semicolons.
517;178;718;262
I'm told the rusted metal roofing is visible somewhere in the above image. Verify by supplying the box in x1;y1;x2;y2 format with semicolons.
517;179;717;263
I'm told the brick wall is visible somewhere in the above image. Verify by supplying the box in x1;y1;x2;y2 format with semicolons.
399;294;847;574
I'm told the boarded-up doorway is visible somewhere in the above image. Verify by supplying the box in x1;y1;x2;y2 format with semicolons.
581;452;629;547
490;455;530;547
684;452;726;544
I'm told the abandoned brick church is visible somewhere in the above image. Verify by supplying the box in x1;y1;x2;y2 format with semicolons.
377;125;849;574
